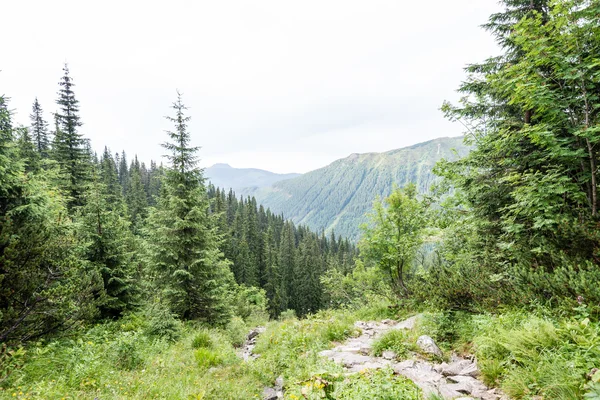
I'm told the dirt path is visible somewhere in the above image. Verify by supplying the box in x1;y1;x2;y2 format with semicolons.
319;317;507;400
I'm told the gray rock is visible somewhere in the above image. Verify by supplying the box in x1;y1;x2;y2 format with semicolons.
416;335;443;358
441;359;474;376
274;375;284;391
381;319;396;325
393;359;416;371
382;350;396;360
347;360;392;373
459;362;480;377
394;314;421;330
438;383;471;399
263;387;278;400
248;330;260;340
359;345;371;355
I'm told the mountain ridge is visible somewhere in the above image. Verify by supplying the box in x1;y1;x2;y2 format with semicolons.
243;136;469;240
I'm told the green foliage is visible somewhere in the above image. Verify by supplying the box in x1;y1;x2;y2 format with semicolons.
191;330;213;349
371;330;410;359
144;302;182;342
194;348;224;369
295;369;419;400
110;332;144;370
225;316;248;348
145;92;234;324
232;285;268;323
359;184;430;298
435;0;600;314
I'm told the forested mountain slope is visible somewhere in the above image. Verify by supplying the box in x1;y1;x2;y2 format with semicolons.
251;137;469;241
205;163;301;193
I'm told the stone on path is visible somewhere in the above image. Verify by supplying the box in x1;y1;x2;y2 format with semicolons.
319;316;503;400
416;335;444;358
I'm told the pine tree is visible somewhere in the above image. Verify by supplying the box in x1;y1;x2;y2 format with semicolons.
29;98;50;157
99;147;123;205
126;156;148;233
78;171;137;318
53;64;89;208
0;94;97;342
293;234;323;316
16;126;40;172
278;221;296;312
146;92;233;323
118;150;129;194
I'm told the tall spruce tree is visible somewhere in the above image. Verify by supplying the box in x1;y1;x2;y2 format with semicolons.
146;92;232;323
29;98;50;157
126;156;148;233
53;64;89;208
78;170;137;318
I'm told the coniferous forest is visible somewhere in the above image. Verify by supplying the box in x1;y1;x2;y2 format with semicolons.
2;1;600;399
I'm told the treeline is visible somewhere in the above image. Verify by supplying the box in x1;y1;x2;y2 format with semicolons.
207;186;356;317
0;66;355;344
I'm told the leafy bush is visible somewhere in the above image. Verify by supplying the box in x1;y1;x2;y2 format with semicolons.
233;285;269;325
371;330;410;359
225;316;247;348
111;333;144;370
279;309;297;320
191;330;213;349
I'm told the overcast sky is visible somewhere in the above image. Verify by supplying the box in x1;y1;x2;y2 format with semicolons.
2;0;501;173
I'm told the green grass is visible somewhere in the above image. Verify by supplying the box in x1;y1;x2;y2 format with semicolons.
371;329;410;359
411;309;600;399
0;306;421;400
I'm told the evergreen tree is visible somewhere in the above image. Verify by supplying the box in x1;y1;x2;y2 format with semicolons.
146;92;232;323
293;234;323;316
16;126;39;172
126;156;148;233
78;171;137;318
99;147;123;205
278;221;296;312
29;98;50;157
0;94;97;342
118;150;129;194
53;64;89;208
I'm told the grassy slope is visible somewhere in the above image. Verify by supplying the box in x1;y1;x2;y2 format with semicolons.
4;305;599;400
0;305;419;400
251;137;469;241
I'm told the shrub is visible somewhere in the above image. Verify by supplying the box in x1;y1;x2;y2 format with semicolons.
372;330;410;359
191;331;213;349
226;316;248;348
144;302;182;342
194;348;224;369
279;309;296;320
111;333;144;370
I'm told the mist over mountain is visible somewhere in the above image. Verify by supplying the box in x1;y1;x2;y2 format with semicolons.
205;163;301;194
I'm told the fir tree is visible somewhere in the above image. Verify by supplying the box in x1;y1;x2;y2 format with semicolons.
53;64;89;208
29;98;50;157
146;92;233;323
79;171;137;318
126;156;148;233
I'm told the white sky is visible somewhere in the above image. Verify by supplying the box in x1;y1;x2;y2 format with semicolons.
1;0;501;173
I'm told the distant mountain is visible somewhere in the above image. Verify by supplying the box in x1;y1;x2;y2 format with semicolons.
251;137;469;241
204;163;301;194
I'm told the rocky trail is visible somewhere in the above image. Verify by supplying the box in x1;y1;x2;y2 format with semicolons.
319;316;508;400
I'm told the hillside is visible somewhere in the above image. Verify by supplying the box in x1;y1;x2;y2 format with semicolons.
205;163;301;194
251;137;469;241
